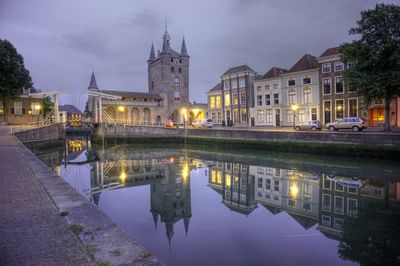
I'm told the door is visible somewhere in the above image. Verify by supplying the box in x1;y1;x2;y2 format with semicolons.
275;109;280;127
226;110;231;126
251;117;255;127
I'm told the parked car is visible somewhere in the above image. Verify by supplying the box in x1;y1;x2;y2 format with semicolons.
193;119;213;128
295;120;321;131
326;117;367;132
166;120;174;128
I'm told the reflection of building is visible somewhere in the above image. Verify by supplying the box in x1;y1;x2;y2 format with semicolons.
252;166;320;229
209;161;257;215
318;174;362;239
150;160;192;247
59;104;83;126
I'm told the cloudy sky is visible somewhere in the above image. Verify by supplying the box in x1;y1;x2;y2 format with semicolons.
0;0;396;109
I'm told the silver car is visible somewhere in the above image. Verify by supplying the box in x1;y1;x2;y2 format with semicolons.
326;117;367;132
295;120;321;131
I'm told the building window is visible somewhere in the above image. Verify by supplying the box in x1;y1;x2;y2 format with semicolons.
257;178;263;188
288;79;295;86
257;95;262;106
349;98;358;117
288;89;296;105
273;84;278;90
322;194;331;212
174;77;180;87
298;109;305;123
224;93;230;106
210;97;215;109
231;79;238;89
336;100;344;119
179;68;182;73
266;109;273;123
288;199;295;208
241;109;247;123
174;92;180;101
334;218;343;230
324;101;331;124
274;180;279;192
348;187;357;194
265;179;271;190
273;93;279;105
239;78;245;88
311;107;317;120
321;215;331;226
266;168;273;175
14;102;23;115
265;85;270;90
334;61;344;72
303;202;311;211
217;112;222;123
347;198;358;217
303;77;311;85
265;94;271;105
211;113;216;123
224;81;230;90
233;109;239;123
31;102;40;115
335;76;343;93
257;192;262;197
257;86;262;91
334;196;344;214
216;96;221;108
240;92;246;104
171;67;174;73
257;110;264;123
303;88;311;104
323;78;331;95
233;92;238;105
323;176;331;189
287;110;293;123
322;63;331;73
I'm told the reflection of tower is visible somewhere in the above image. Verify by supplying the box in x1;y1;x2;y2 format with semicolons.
150;160;192;249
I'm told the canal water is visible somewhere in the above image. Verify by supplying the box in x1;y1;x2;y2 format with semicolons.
28;138;400;266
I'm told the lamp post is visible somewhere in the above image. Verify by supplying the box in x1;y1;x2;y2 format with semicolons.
291;104;299;130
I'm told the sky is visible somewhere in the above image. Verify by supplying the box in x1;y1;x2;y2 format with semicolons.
0;0;397;110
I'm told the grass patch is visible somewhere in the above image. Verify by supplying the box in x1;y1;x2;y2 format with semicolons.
69;223;84;235
83;244;98;259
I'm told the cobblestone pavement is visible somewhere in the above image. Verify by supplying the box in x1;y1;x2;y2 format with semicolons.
0;127;91;266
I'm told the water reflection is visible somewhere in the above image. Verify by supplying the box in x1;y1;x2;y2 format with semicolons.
35;140;400;265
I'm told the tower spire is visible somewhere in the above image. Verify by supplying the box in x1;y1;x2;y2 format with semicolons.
181;36;188;56
161;18;171;53
88;71;98;90
165;18;168;33
148;43;155;61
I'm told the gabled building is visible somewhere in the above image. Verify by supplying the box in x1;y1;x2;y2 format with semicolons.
207;65;256;127
280;54;320;127
207;83;223;125
0;88;45;125
317;47;364;125
250;67;287;127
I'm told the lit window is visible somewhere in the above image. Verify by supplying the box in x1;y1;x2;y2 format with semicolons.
14;102;23;115
216;96;221;108
224;93;230;106
210;97;215;109
336;100;344;119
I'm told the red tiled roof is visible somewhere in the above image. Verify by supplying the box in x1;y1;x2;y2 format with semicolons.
287;54;319;73
320;47;340;57
262;67;287;79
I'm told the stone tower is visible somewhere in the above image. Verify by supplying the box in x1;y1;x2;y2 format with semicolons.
147;25;189;120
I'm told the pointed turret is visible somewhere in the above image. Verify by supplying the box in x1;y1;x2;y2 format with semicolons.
181;37;188;57
151;210;159;228
88;71;99;90
148;43;155;61
161;19;171;53
183;217;190;236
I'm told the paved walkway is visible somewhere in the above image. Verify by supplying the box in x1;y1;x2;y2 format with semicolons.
0;127;91;265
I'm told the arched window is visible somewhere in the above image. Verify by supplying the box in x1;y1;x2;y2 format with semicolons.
174;77;180;87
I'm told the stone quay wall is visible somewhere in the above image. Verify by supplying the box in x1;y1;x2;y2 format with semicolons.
14;124;65;143
95;125;400;145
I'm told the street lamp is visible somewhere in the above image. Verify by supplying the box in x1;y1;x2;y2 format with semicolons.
291;104;299;129
181;108;188;128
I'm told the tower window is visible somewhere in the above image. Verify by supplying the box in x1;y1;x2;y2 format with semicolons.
171;67;174;73
171;58;173;63
174;92;180;101
179;68;182;73
180;59;182;63
174;77;180;87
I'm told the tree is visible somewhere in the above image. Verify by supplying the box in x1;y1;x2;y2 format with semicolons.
340;4;400;131
0;39;33;122
43;95;53;116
